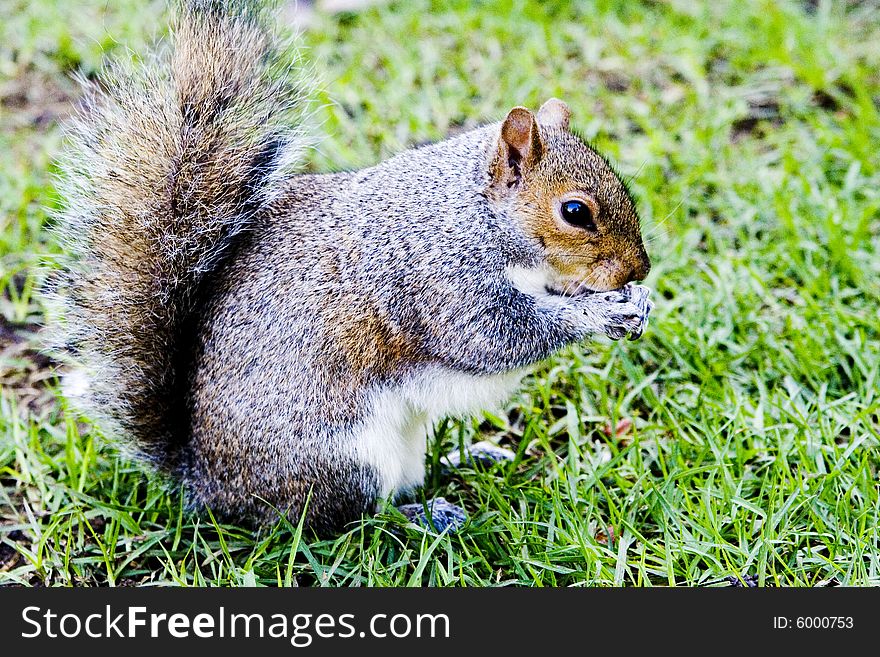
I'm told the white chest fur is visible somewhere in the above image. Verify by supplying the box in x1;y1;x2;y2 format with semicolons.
354;366;526;499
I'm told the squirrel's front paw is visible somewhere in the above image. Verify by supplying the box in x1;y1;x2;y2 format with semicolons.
581;283;653;341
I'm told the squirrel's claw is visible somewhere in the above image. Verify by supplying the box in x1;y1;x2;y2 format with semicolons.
626;287;654;340
595;283;653;341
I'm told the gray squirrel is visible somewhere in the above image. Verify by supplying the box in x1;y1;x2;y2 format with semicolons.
48;0;653;535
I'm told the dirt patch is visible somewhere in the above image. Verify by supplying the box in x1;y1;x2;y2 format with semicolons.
811;82;856;116
0;312;59;418
0;529;27;575
731;94;783;143
0;65;79;131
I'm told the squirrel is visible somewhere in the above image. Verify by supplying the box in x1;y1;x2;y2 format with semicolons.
48;0;653;535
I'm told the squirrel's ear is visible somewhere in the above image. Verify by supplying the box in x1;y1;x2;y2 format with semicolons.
537;98;571;131
495;107;543;188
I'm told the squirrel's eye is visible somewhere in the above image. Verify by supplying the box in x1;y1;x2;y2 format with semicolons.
560;200;596;230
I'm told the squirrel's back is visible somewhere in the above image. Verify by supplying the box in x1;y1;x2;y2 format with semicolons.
47;0;312;471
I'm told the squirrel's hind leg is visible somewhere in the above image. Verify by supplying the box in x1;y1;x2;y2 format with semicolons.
442;440;516;471
397;497;468;533
394;442;514;532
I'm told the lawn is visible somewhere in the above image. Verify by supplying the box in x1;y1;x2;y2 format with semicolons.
1;0;878;586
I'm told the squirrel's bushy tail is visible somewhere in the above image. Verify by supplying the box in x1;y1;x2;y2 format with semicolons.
48;0;311;468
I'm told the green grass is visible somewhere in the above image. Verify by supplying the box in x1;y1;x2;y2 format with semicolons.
1;0;879;586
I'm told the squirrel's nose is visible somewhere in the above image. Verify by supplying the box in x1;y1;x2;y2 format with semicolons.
597;255;651;290
620;263;649;286
627;249;651;283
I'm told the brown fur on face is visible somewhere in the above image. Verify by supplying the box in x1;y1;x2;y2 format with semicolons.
489;99;650;293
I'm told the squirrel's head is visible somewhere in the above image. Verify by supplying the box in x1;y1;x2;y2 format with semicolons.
487;98;650;294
